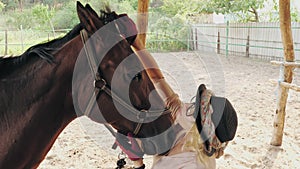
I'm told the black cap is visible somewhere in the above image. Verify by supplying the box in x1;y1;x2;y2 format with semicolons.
210;96;238;142
194;84;238;143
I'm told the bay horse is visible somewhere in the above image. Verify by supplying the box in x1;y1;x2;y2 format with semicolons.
0;2;176;168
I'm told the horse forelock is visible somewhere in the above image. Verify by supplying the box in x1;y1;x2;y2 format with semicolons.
99;6;114;22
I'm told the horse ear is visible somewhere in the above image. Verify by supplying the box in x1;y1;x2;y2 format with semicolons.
85;4;99;18
76;1;102;34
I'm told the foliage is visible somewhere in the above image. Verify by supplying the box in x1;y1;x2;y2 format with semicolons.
32;4;55;30
51;1;78;29
146;11;189;52
153;0;206;18
0;1;5;12
113;0;137;12
42;0;72;7
152;0;266;23
5;9;34;29
2;0;18;11
290;8;300;22
3;3;55;30
261;0;300;22
205;0;263;14
202;0;265;22
145;0;202;51
113;0;136;14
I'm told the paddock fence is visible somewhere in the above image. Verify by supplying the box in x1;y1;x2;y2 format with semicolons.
1;22;300;61
191;22;300;61
0;28;70;56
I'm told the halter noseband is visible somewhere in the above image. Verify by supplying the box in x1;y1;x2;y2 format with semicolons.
80;28;171;136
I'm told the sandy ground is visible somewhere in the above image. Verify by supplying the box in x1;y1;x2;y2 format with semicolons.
38;52;300;169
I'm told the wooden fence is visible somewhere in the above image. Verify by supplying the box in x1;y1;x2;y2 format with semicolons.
191;22;300;60
0;29;70;56
2;22;300;60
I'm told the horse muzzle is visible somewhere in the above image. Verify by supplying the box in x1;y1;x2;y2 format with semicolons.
140;123;183;155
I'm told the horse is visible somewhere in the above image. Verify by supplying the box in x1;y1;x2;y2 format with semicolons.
0;2;177;168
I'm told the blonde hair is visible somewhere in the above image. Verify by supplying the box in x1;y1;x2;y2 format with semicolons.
182;124;213;168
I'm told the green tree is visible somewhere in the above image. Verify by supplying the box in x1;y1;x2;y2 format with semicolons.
152;0;265;22
52;1;78;29
203;0;265;22
290;8;300;22
32;3;54;30
153;0;206;18
265;0;299;22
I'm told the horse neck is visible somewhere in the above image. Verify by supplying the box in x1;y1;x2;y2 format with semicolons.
0;35;83;169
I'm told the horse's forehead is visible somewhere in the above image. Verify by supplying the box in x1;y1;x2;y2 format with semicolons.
103;59;118;69
109;43;136;64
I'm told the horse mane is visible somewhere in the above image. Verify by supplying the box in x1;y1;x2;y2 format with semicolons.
0;24;83;77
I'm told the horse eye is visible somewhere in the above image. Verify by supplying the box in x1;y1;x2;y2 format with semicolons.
133;72;142;81
127;71;142;82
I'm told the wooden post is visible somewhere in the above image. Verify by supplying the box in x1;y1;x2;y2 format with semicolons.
20;25;24;52
5;30;8;56
226;21;229;57
190;28;194;50
195;28;198;50
271;0;295;146
246;27;251;57
187;27;190;52
217;31;220;54
137;0;149;46
246;34;250;57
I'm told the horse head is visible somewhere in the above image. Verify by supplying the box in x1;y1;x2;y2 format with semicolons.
73;2;177;155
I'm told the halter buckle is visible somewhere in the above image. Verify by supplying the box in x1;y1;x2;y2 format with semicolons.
137;110;148;121
94;78;107;91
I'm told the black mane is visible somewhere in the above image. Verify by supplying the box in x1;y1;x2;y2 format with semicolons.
0;24;83;76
